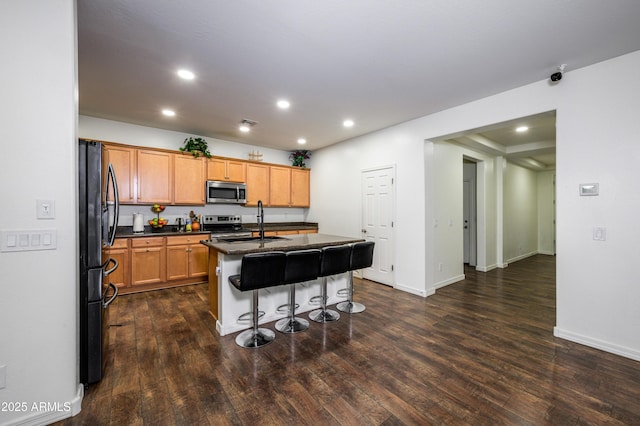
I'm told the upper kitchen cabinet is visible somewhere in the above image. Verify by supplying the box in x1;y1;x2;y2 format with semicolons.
290;168;310;207
207;157;246;183
174;154;206;205
104;144;136;203
269;166;291;207
245;163;270;206
137;150;173;204
269;166;310;207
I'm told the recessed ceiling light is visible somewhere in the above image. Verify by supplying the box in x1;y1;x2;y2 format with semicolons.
277;100;290;109
162;109;176;117
239;119;257;133
177;69;195;80
297;138;306;145
343;119;354;128
516;126;529;132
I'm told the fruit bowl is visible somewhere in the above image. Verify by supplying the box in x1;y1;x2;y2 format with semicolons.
151;204;166;213
149;218;168;229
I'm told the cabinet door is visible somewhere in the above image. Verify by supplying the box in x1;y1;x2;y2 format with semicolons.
207;158;227;181
104;145;136;203
166;244;189;281
245;163;270;206
290;168;310;207
108;240;130;288
226;160;246;182
137;150;172;204
189;244;209;278
269;166;291;207
174;154;206;205
131;246;166;285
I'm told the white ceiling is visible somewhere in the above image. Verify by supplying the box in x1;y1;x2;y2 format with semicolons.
78;1;640;155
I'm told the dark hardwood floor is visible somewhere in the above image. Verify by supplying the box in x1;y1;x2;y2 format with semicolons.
56;255;640;425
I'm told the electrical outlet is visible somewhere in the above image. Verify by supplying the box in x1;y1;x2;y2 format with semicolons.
37;199;56;219
438;263;443;272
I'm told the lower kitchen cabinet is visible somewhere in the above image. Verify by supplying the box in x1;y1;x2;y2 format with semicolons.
109;238;130;288
166;235;209;281
130;237;166;286
116;233;210;294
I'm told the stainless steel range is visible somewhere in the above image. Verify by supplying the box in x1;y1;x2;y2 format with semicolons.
201;215;252;239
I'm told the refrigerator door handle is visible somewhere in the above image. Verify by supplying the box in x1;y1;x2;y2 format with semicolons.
106;163;120;246
103;282;118;308
102;257;119;277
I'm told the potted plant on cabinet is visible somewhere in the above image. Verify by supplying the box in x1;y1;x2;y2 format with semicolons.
180;137;212;158
289;150;311;168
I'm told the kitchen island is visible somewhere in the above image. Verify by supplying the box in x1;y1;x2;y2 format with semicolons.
201;234;364;336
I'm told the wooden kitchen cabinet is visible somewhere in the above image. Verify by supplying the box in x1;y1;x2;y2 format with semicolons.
104;145;136;203
130;237;166;286
290;168;310;207
269;166;292;207
269;166;310;207
245;163;270;206
166;235;209;281
109;238;130;288
137;150;172;204
207;157;246;182
174;154;206;205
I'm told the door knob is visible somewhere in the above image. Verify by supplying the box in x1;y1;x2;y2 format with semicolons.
361;229;367;233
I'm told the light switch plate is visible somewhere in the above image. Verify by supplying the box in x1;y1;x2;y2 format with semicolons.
1;229;57;252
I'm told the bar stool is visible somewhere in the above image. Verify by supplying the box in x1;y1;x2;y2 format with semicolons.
337;241;375;314
309;244;351;323
276;249;322;333
229;251;286;348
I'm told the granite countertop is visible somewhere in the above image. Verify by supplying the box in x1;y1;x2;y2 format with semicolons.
241;222;318;232
201;233;363;255
115;226;210;238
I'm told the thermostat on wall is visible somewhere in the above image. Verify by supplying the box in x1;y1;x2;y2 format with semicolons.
579;183;599;196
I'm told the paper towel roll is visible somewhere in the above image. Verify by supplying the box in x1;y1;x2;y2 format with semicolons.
133;213;144;233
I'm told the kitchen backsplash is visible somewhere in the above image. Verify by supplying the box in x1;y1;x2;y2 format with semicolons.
116;204;308;227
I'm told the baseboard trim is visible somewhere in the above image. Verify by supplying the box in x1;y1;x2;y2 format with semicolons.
434;274;465;290
476;264;497;272
554;327;640;362
394;282;433;297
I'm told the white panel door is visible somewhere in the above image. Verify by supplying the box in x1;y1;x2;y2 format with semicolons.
361;167;394;285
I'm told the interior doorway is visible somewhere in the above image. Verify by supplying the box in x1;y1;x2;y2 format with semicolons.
463;159;477;266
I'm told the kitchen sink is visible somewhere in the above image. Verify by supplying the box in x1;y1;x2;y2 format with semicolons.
217;236;288;243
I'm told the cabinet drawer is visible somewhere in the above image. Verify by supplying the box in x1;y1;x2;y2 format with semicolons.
111;238;129;249
166;234;209;246
131;236;165;248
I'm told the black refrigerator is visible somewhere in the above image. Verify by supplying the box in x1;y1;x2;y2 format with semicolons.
78;139;120;385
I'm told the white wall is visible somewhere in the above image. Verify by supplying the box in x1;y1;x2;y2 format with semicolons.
0;1;81;425
79;116;308;225
554;51;640;359
311;49;640;360
537;171;555;255
503;162;538;263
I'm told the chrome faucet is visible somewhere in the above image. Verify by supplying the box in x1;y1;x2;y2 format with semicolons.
257;200;265;241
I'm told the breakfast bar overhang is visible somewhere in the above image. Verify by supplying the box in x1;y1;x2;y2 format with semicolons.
201;234;365;336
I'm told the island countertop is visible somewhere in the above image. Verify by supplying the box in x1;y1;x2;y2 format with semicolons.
200;233;364;255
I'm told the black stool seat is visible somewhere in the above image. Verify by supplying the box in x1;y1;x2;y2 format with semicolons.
276;249;321;333
309;244;351;323
229;251;286;348
337;241;374;314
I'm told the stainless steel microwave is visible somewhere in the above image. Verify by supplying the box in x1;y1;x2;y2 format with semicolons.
206;181;247;204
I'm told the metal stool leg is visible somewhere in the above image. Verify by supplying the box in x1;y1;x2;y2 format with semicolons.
276;284;309;333
337;271;365;313
235;290;275;348
309;277;340;322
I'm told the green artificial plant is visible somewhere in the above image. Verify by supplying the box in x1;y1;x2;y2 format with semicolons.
180;137;212;158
